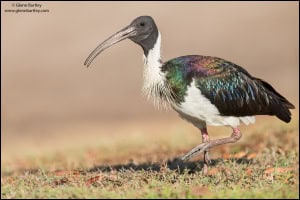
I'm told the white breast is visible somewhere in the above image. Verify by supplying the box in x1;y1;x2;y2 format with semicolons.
141;34;255;128
142;32;173;109
173;80;255;128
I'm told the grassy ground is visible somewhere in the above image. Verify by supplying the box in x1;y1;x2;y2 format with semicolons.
1;116;299;198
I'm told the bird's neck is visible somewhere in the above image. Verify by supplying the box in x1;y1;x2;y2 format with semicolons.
142;33;173;109
143;32;163;84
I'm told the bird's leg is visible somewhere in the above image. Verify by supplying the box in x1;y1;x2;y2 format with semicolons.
201;128;210;175
182;127;242;162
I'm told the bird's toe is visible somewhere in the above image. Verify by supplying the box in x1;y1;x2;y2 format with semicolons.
181;142;210;161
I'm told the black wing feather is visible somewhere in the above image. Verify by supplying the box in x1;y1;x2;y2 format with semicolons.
194;60;294;123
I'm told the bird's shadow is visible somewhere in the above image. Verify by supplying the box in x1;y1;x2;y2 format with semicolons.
2;157;254;176
88;157;253;174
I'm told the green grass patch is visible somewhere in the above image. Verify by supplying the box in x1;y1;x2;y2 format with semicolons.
2;119;299;198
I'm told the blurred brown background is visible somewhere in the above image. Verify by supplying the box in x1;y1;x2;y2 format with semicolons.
1;2;298;159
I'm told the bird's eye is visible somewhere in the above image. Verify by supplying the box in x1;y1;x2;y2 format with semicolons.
140;22;145;27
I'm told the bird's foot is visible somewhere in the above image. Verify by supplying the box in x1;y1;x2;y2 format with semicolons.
181;144;212;175
181;142;210;161
181;128;242;162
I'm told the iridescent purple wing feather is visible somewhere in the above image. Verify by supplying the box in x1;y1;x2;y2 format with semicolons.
162;55;294;122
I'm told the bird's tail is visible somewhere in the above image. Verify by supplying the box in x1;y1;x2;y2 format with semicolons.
259;79;295;123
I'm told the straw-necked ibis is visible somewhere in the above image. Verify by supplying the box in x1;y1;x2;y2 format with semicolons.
84;16;295;174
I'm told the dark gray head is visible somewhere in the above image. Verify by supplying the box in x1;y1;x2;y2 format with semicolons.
84;16;158;67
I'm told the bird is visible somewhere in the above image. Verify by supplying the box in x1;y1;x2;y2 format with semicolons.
84;16;295;174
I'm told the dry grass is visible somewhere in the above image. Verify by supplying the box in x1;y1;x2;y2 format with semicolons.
1;116;299;198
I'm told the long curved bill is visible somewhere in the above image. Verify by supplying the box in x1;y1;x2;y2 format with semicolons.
84;25;137;67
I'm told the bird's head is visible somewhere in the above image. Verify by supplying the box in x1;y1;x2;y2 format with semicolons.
84;15;158;67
